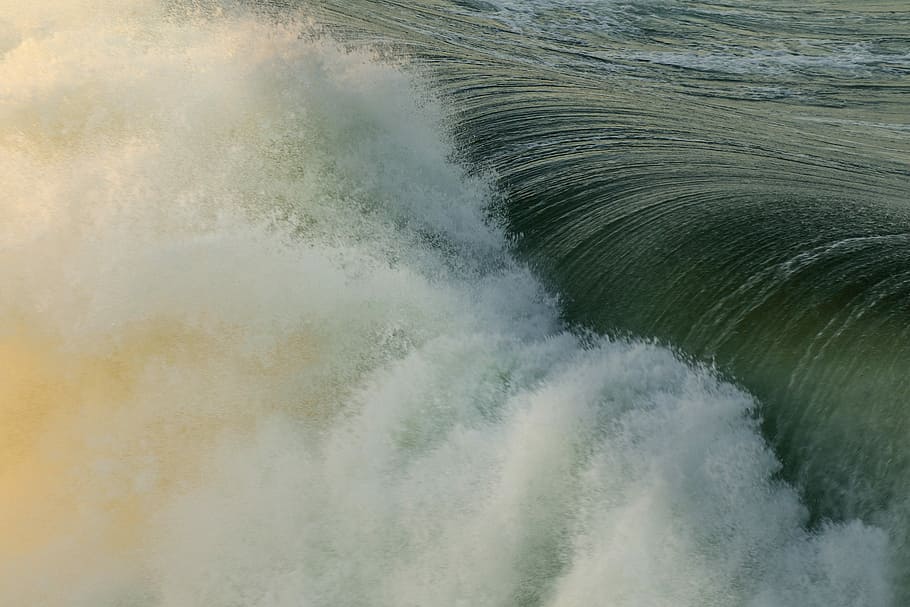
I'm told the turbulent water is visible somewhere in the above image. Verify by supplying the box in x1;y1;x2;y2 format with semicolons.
1;1;907;605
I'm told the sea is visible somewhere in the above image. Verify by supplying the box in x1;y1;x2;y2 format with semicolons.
2;0;908;604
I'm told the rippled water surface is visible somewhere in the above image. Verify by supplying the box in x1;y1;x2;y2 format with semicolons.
313;0;910;558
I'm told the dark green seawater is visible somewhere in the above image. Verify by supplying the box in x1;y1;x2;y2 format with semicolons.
305;0;910;594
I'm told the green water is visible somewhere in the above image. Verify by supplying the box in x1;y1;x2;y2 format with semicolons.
312;0;910;590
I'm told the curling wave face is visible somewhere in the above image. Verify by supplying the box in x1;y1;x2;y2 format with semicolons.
312;0;910;591
0;1;898;605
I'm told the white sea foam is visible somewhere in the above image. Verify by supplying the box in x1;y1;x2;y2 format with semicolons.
0;2;894;605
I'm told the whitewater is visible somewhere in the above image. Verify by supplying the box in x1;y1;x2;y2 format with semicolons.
0;2;896;605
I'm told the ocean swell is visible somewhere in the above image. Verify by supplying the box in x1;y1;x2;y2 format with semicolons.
313;0;910;590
